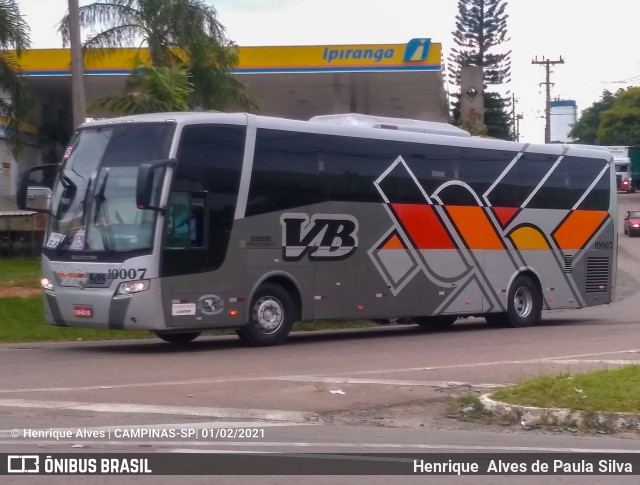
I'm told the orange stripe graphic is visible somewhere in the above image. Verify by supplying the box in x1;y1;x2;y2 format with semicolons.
446;206;504;249
554;210;608;250
391;204;455;249
382;233;404;250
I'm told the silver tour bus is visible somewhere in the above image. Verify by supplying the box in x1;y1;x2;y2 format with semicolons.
18;112;617;346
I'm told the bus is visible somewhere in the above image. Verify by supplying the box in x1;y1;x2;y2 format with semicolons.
606;146;634;193
18;112;617;346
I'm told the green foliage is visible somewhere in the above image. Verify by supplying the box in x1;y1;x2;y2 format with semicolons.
448;0;511;86
89;64;194;115
187;35;258;112
484;91;512;139
448;0;512;139
60;0;257;114
451;91;511;139
0;0;38;159
568;90;616;144
596;87;640;145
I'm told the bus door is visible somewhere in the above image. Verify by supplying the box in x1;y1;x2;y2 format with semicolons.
163;188;219;327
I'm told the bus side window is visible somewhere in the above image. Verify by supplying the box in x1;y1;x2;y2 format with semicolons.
190;202;204;247
166;192;205;248
167;201;190;248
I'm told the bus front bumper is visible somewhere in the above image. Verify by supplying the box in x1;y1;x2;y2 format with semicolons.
43;286;168;331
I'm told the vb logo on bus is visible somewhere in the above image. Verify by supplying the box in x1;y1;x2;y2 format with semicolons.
280;213;358;261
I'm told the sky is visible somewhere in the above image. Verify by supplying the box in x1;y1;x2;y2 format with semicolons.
16;0;640;143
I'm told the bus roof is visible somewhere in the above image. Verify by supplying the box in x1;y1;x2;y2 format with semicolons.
309;113;471;137
79;112;611;161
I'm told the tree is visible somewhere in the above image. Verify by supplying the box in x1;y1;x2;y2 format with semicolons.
596;87;640;145
483;92;511;139
59;0;257;113
448;0;512;139
568;90;616;144
0;0;38;159
89;64;193;115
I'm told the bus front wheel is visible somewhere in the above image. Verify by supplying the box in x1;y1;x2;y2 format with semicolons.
237;283;295;346
504;274;542;328
155;332;201;344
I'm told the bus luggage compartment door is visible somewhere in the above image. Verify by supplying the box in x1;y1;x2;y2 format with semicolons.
169;292;227;327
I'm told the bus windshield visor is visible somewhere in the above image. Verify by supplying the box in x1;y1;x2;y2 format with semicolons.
45;123;175;253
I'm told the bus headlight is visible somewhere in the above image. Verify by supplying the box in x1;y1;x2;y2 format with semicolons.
40;277;54;290
117;280;150;295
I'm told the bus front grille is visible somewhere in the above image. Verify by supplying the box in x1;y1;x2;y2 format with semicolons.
585;257;609;293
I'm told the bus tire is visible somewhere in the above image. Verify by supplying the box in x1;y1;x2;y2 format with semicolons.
155;331;201;344
414;315;457;329
504;274;542;328
237;283;294;346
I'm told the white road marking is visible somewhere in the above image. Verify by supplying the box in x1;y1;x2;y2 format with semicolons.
542;359;640;365
165;441;639;453
0;376;262;394
271;376;503;389
0;349;636;395
0;398;316;423
0;438;638;454
329;349;640;377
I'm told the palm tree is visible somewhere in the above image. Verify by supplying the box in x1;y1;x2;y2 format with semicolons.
59;0;257;113
0;0;38;158
89;63;193;115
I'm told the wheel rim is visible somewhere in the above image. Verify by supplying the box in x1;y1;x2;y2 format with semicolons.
253;296;284;334
513;286;533;318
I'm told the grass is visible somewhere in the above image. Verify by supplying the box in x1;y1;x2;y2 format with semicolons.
0;257;41;288
490;366;640;414
0;296;148;343
0;295;378;343
293;320;377;331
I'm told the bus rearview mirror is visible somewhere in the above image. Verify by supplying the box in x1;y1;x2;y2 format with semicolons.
136;158;176;212
16;164;57;213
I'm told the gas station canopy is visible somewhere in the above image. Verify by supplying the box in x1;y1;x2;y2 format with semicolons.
22;37;448;124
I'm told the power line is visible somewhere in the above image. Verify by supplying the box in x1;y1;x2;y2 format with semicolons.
532;56;565;143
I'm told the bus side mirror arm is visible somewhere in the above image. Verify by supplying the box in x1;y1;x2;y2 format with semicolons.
136;158;176;212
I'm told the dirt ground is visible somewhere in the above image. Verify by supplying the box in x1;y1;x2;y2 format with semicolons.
0;287;40;297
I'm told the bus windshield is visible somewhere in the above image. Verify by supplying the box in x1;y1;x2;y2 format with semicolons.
45;123;175;253
615;163;630;173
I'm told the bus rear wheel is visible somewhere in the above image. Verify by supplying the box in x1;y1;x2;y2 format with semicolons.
503;274;542;328
414;315;457;329
237;283;295;346
155;332;201;344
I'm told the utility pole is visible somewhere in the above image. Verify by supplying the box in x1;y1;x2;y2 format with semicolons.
532;56;564;143
69;0;86;129
511;93;517;140
510;93;524;142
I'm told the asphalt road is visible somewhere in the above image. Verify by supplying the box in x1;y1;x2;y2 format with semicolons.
1;193;640;484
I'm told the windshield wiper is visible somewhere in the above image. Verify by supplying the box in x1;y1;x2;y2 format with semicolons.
93;170;109;224
92;169;115;253
57;176;92;252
